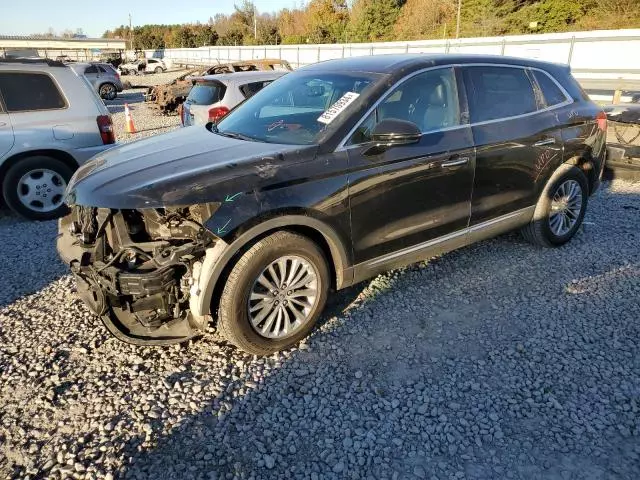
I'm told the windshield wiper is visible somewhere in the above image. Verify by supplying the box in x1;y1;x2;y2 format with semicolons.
210;125;260;142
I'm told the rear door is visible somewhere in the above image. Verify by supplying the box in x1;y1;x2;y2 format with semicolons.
461;65;564;227
83;64;100;92
0;92;15;160
0;71;70;150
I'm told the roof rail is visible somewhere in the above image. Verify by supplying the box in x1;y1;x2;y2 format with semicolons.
0;58;66;67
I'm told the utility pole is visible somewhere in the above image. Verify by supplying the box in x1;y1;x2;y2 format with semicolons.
455;0;462;39
253;6;257;40
129;13;133;51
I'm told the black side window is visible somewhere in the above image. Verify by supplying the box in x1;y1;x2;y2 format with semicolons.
84;65;99;74
98;66;108;73
239;81;272;99
464;66;537;123
532;70;567;107
0;72;66;112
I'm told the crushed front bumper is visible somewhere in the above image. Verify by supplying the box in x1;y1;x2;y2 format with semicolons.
56;210;205;345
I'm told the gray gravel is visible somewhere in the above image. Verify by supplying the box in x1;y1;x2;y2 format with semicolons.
1;145;639;479
105;90;181;143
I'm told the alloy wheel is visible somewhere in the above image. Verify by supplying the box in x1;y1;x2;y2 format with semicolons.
248;255;319;339
549;179;583;236
100;84;116;100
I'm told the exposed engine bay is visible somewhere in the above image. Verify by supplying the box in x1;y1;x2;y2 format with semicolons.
58;204;219;343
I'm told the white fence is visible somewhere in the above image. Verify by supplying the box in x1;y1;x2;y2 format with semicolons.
145;29;640;98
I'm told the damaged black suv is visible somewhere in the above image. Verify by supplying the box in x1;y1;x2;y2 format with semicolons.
58;54;606;355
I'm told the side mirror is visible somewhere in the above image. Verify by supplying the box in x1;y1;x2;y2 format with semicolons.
370;118;421;146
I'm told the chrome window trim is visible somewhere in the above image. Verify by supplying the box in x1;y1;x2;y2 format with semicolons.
336;62;574;151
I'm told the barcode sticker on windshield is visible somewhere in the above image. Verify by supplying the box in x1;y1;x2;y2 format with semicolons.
317;92;360;124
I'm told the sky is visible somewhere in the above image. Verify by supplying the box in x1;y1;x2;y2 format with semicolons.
1;0;303;38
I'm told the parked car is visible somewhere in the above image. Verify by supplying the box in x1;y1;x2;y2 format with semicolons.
181;70;287;126
69;62;123;100
57;54;606;354
0;58;116;220
145;59;292;113
118;58;166;76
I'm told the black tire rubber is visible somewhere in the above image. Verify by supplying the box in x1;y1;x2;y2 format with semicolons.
217;231;330;355
99;83;117;100
2;156;73;220
154;66;163;74
521;164;589;247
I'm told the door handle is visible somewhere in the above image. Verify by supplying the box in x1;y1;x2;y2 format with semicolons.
0;122;6;127
441;156;469;168
534;138;555;147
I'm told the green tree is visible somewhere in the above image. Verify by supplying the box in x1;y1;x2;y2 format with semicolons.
394;0;456;40
305;0;349;43
348;0;403;42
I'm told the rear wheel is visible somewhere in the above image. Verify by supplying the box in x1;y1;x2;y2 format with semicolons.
99;82;117;100
217;231;330;355
2;156;73;220
521;164;589;247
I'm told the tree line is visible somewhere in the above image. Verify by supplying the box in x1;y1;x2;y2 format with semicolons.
101;0;640;49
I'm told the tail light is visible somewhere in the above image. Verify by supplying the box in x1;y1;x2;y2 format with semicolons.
596;111;607;131
97;115;115;144
208;106;229;123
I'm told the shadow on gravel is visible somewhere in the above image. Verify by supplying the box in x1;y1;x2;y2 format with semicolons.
0;212;67;306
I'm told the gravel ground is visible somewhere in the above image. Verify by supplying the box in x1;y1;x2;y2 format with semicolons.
0;175;638;479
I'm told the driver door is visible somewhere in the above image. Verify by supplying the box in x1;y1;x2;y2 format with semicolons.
345;67;476;270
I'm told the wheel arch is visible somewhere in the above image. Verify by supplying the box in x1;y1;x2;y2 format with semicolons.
563;155;597;194
192;214;352;320
535;153;597;199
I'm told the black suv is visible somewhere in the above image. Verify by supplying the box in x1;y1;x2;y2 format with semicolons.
58;54;606;355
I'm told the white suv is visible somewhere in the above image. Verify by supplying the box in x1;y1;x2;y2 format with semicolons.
181;70;286;127
0;58;116;220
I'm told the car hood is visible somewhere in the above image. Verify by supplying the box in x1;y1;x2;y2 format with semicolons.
65;126;317;208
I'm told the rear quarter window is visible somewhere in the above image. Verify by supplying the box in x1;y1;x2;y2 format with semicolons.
532;70;567;107
463;66;537;123
187;82;226;105
0;72;67;112
239;81;273;99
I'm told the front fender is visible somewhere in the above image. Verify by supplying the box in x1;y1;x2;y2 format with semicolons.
190;214;352;320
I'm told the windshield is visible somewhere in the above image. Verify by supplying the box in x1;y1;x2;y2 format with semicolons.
215;71;382;145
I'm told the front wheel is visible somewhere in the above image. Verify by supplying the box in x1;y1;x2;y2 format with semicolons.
217;231;330;355
154;66;163;74
521;164;589;247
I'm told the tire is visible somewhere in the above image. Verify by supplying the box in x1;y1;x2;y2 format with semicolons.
217;231;330;355
521;164;589;247
99;83;117;100
154;66;163;74
2;156;74;220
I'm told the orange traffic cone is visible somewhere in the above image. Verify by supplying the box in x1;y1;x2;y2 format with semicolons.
124;103;136;134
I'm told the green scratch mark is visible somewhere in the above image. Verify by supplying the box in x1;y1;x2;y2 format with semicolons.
216;218;232;235
224;192;242;202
